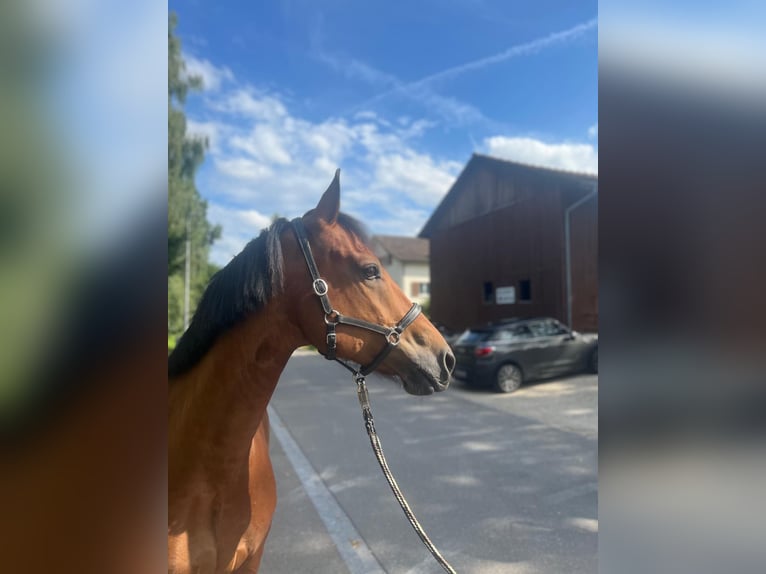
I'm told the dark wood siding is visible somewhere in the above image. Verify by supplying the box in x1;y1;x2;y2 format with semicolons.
430;175;567;331
425;155;598;333
570;195;598;331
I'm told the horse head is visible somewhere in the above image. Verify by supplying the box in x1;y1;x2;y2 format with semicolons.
283;170;455;395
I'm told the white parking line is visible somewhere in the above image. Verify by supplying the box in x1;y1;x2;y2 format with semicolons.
268;405;385;574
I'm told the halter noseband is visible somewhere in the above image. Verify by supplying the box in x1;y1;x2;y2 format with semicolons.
291;217;422;376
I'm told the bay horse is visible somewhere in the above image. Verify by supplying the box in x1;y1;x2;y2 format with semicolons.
168;171;455;573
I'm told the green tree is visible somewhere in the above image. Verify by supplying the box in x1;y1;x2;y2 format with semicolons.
421;296;431;319
168;13;221;335
0;1;73;408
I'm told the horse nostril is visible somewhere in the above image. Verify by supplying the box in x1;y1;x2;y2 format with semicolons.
443;349;456;375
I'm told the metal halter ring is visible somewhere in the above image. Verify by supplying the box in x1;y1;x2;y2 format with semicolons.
386;329;401;346
313;278;329;296
324;310;341;326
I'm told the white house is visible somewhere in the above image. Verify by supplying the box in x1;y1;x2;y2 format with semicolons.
372;235;431;305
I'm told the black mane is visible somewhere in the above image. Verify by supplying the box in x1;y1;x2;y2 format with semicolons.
168;213;369;378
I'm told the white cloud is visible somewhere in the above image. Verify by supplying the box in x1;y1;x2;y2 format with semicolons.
484;136;598;174
588;123;598;139
231;125;292;165
239;209;273;229
300;120;356;161
207;203;272;265
183;54;234;91
190;71;468;265
373;152;462;206
214;157;274;182
360;205;435;237
213;88;288;121
398;118;436;139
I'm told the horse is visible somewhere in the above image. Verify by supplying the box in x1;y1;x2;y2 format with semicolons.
168;170;456;573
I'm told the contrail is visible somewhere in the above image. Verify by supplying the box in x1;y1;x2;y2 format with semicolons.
361;17;597;108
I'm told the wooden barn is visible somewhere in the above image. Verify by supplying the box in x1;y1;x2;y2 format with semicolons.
419;154;598;332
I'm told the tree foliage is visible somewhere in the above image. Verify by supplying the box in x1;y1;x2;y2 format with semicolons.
168;13;221;334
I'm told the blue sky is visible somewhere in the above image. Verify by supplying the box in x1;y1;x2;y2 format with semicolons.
171;0;598;265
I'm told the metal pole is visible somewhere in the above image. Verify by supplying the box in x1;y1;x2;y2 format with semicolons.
183;217;191;330
564;184;598;328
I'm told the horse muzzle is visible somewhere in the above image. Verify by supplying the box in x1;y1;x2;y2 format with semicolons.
396;346;454;396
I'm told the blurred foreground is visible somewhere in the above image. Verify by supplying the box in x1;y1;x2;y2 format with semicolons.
600;2;766;572
0;1;167;572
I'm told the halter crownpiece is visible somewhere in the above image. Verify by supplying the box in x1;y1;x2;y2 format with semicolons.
291;217;422;376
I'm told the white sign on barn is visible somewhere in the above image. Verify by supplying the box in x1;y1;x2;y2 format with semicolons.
495;286;516;305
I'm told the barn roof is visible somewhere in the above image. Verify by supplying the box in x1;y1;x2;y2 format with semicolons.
373;235;430;263
419;154;598;238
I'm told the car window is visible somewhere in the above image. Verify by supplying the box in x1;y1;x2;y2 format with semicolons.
490;325;533;342
490;330;513;342
512;325;534;338
529;320;569;337
550;321;570;335
456;330;492;344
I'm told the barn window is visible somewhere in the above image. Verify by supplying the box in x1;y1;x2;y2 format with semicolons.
519;279;532;301
483;281;494;304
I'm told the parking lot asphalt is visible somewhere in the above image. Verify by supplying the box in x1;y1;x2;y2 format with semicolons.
260;352;597;574
448;374;598;439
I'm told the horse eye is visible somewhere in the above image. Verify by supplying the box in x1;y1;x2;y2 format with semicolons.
363;264;380;280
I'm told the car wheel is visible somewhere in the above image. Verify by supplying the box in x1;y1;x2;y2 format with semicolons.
494;364;523;393
590;348;598;373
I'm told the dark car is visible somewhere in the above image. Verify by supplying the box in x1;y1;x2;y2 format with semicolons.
452;317;597;393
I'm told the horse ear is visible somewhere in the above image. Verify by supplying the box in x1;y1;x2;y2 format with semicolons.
315;169;340;224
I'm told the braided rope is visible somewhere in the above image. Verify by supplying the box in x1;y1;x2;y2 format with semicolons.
356;376;457;574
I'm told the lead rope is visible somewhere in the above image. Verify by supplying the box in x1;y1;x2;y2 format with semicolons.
354;373;458;574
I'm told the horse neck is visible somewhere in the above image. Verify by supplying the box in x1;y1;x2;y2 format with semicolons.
169;297;303;476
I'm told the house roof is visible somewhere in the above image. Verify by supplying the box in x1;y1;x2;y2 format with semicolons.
373;235;429;263
419;153;598;238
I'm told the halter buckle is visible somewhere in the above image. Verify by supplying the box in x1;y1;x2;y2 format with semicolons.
386;329;401;346
313;278;329;296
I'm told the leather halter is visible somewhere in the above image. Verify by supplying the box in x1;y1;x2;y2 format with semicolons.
291;217;422;376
